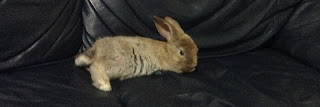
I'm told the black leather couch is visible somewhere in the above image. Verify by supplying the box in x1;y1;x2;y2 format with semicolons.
1;0;320;106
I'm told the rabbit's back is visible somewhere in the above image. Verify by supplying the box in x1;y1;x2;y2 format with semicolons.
93;36;162;80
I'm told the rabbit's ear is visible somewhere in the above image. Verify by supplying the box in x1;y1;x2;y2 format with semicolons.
153;16;182;42
164;16;185;34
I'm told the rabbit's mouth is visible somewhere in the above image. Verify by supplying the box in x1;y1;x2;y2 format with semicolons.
190;68;196;71
181;67;196;73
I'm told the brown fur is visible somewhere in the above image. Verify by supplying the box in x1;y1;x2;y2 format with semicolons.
75;16;198;91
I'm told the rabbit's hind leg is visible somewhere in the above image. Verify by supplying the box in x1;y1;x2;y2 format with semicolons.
88;61;112;91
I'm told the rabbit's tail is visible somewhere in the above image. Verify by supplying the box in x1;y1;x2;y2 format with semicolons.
75;47;95;67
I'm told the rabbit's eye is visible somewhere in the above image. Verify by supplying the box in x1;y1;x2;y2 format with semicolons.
180;50;185;56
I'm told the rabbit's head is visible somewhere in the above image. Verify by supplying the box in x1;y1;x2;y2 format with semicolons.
153;16;198;73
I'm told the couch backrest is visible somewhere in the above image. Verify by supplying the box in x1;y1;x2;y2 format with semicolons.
81;0;300;58
0;0;83;71
2;0;311;71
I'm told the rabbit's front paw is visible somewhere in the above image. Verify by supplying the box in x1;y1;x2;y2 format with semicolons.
93;80;112;91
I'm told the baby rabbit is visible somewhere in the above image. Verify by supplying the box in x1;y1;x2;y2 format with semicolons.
75;16;198;91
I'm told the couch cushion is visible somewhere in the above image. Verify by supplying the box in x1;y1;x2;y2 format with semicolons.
213;48;320;106
0;0;83;71
0;58;122;106
1;48;319;106
118;48;320;106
